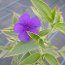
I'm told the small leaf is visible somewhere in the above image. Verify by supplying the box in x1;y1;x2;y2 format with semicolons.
20;52;30;61
28;32;45;48
54;22;65;34
43;48;60;58
39;29;50;36
51;7;63;24
28;32;40;40
19;53;41;65
44;53;60;65
51;7;56;21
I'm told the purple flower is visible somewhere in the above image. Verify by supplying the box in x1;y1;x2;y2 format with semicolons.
14;13;41;42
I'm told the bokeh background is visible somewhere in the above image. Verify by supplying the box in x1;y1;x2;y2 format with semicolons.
0;0;65;65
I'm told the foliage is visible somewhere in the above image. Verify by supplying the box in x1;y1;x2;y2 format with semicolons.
0;0;65;65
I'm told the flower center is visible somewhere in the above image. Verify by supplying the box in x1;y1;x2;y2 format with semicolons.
24;24;31;31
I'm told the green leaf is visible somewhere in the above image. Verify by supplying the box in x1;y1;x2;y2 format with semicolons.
31;7;48;22
31;0;51;17
31;0;52;23
20;52;30;61
44;54;60;65
43;48;60;58
19;53;41;65
28;32;45;48
59;46;65;58
4;41;38;57
51;7;63;24
51;7;56;21
29;32;40;40
54;22;65;34
39;29;50;36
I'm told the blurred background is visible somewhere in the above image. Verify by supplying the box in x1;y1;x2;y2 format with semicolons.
0;0;65;65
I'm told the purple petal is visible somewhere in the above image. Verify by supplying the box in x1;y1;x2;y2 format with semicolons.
14;23;24;33
29;28;39;34
30;16;41;27
19;13;30;24
18;31;30;42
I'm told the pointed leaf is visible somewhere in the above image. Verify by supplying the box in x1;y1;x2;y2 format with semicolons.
20;52;30;61
44;54;60;65
39;29;50;36
51;7;63;24
28;32;45;48
54;22;65;34
19;53;41;65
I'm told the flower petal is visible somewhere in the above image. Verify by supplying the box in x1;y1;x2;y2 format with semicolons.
18;31;30;42
19;13;30;24
30;16;41;27
14;23;24;33
29;28;39;34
